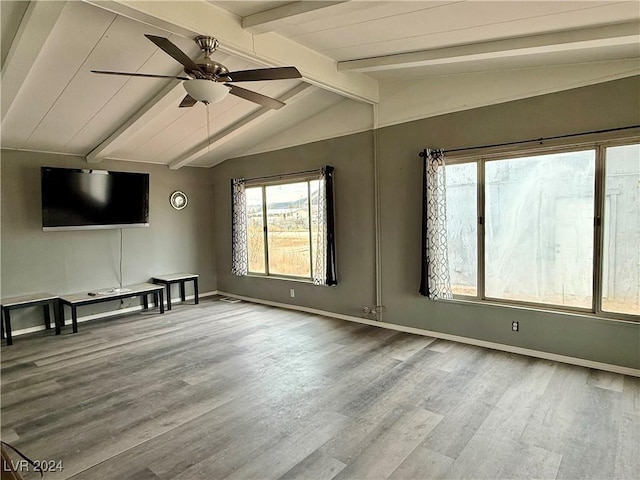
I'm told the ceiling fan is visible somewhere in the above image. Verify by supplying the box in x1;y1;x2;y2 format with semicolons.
92;34;302;110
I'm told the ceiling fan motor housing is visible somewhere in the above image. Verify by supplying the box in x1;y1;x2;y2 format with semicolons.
193;36;229;78
195;36;218;54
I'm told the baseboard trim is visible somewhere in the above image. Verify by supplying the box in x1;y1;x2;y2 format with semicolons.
10;291;219;337
217;291;640;377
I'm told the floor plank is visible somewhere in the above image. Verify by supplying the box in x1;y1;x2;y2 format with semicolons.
388;444;454;480
332;406;442;479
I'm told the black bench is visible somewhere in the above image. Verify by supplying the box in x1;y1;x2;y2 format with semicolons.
1;293;59;345
59;283;164;334
151;273;199;311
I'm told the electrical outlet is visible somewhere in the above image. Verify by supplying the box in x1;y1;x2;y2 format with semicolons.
290;289;295;298
512;321;519;332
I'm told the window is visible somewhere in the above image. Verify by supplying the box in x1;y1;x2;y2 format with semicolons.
232;167;336;285
246;179;320;279
445;162;478;296
246;187;266;273
444;140;639;320
485;150;595;308
602;144;640;315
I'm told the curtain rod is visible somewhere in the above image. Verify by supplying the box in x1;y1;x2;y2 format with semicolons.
243;168;322;183
419;125;640;158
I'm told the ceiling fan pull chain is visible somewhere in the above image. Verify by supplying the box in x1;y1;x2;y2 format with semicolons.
206;103;211;156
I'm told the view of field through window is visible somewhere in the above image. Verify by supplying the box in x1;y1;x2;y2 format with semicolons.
246;187;265;273
246;180;320;278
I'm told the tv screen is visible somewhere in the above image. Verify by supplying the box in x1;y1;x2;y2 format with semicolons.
41;167;149;230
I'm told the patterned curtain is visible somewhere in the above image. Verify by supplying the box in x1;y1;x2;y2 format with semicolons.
231;178;248;276
313;166;337;286
419;149;453;299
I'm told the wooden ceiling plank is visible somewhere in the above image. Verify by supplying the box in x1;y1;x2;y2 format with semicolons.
168;83;312;170
242;1;350;34
86;81;184;162
1;1;68;119
84;0;378;104
338;22;640;73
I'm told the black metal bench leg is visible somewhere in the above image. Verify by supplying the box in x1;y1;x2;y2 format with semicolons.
1;309;4;340
193;278;199;305
55;301;62;335
166;285;172;311
180;282;186;302
58;301;65;327
71;306;78;334
44;303;52;330
158;290;165;314
143;295;149;310
4;309;13;345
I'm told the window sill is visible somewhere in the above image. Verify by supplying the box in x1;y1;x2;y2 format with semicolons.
246;273;314;284
433;296;640;324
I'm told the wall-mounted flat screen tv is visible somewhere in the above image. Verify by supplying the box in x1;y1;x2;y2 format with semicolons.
41;167;149;231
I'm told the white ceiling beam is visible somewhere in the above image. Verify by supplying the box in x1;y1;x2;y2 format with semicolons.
338;22;640;72
242;1;349;34
86;81;185;163
169;83;313;170
1;1;68;119
84;0;378;104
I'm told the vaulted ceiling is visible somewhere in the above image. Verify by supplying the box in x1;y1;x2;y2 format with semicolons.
1;1;639;168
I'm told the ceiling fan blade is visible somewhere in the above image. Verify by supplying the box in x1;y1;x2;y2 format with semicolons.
144;34;203;75
179;94;198;108
91;70;191;81
226;84;285;110
222;66;302;82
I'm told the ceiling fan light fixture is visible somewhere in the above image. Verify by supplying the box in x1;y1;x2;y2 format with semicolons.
183;79;229;104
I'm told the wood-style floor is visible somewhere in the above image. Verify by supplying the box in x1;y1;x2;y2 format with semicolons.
1;299;638;480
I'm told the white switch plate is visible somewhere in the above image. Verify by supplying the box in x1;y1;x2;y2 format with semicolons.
290;289;295;298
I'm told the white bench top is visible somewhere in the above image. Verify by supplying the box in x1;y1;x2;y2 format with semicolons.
60;283;163;304
1;293;58;308
151;273;198;282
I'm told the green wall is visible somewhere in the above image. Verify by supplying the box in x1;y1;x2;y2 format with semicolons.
214;76;640;369
1;150;216;330
213;131;377;314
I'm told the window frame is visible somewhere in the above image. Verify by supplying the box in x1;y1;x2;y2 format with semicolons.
244;174;319;282
443;135;640;323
